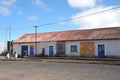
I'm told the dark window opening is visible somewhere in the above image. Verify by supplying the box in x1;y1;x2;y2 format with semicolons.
70;45;77;52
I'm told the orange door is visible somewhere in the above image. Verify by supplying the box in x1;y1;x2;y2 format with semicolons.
80;42;95;56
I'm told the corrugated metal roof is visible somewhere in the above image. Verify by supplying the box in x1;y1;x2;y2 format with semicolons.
13;27;120;43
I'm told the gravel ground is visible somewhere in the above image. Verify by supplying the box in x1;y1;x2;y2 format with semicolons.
0;61;119;80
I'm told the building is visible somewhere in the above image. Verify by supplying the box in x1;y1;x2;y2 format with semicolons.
13;27;120;58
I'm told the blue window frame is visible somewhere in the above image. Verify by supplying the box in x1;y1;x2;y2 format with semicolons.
70;45;77;52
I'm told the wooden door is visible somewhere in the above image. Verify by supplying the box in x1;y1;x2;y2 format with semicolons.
80;42;95;56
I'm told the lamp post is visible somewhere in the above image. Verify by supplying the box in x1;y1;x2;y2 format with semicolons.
34;26;38;56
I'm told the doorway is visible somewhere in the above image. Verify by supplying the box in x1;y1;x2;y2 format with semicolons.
21;45;28;57
30;45;34;56
49;46;54;57
80;42;95;56
98;45;105;58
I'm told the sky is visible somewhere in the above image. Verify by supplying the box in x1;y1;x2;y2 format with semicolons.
0;0;120;51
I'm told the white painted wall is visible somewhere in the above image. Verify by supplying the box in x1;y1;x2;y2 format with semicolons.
66;41;80;56
13;43;35;56
13;42;57;56
66;40;120;57
13;39;120;57
95;40;120;57
37;42;56;56
13;44;21;55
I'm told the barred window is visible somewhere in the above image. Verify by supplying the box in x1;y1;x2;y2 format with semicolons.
70;45;77;52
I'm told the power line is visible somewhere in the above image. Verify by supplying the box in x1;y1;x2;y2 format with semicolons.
37;6;120;27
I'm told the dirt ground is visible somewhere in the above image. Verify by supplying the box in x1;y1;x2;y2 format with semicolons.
0;61;119;80
0;55;120;65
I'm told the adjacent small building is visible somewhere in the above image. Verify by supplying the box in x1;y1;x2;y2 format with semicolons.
13;27;120;58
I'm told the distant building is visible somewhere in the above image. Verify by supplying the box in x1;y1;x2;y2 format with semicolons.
13;27;120;58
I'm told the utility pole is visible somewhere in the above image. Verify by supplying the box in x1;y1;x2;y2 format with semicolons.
34;26;38;56
9;26;11;57
6;28;8;50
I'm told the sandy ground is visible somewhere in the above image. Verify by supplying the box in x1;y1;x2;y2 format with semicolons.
0;61;119;80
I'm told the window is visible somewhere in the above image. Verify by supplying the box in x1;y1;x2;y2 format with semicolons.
70;45;77;52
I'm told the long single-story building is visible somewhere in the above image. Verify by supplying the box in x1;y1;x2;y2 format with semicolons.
13;27;120;58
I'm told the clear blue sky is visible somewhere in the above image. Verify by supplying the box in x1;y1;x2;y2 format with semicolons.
0;0;120;51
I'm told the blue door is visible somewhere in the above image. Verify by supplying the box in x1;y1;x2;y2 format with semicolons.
30;45;34;56
98;45;105;58
49;46;54;57
30;48;34;56
21;45;28;57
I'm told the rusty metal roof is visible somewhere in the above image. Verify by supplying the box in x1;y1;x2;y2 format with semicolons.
13;27;120;43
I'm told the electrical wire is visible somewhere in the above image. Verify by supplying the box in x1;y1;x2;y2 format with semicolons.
36;6;120;27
